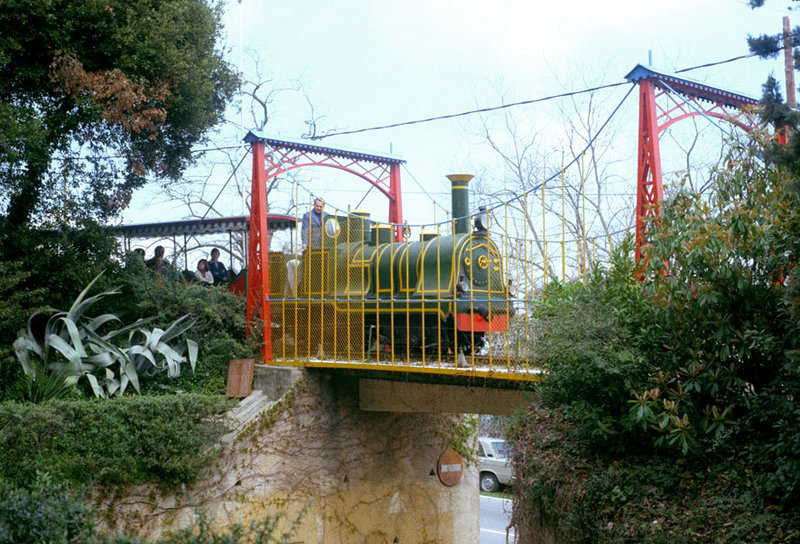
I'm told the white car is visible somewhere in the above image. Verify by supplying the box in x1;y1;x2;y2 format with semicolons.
477;436;513;492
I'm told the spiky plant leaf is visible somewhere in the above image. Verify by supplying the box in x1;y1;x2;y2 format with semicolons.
57;316;88;358
87;313;121;332
46;334;82;369
187;339;198;372
84;373;105;399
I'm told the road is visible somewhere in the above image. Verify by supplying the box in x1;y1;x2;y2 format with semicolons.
480;495;514;544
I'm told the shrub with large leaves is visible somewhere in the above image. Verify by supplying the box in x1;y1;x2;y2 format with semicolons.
13;273;197;401
629;128;798;457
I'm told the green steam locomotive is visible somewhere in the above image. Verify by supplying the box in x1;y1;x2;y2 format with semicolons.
269;174;512;360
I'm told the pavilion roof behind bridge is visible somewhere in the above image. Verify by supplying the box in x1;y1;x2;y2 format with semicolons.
114;214;297;238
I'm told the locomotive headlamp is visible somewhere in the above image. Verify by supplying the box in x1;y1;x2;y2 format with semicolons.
456;274;470;293
474;206;489;233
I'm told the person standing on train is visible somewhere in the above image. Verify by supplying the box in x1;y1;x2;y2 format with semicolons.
301;198;326;251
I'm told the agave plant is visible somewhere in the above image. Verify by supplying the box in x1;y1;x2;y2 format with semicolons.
126;315;198;379
13;273;198;401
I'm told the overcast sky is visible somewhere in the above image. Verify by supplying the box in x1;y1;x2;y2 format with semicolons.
123;0;795;231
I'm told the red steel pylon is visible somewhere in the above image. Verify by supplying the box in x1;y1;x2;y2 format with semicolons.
625;64;760;264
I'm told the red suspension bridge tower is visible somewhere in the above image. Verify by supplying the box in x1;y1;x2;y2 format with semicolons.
243;131;406;360
624;64;761;263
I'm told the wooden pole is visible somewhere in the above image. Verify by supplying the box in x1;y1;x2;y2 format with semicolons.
784;16;796;108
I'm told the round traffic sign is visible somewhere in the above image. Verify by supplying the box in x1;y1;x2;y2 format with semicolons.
436;449;464;486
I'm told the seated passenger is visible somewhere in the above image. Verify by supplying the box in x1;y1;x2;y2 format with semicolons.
208;248;230;283
146;245;170;278
194;259;214;285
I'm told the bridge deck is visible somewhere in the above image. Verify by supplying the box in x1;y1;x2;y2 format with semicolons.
266;356;543;388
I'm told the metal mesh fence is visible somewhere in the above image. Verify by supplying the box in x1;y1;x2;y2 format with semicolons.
262;200;628;383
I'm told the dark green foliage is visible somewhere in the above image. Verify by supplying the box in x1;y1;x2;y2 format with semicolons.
106;257;257;395
533;239;651;454
0;473;95;544
508;408;800;544
0;221;121;317
0;395;233;488
0;262;49;400
747;33;783;59
748;390;800;509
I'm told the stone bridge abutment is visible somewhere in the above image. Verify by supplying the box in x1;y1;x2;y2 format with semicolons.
96;367;533;543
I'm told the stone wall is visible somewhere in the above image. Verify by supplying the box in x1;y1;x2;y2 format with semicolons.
93;371;479;543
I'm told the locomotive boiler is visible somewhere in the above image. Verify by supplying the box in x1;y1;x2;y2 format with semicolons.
275;174;511;361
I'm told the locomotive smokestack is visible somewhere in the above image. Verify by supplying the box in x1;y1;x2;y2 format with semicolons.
446;174;473;235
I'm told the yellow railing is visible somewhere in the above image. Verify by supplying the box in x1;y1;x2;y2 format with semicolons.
264;192;626;383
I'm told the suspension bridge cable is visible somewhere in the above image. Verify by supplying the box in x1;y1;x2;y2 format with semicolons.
401;163;451;216
310;81;631;140
197;148;251;222
489;83;637;214
172;147;251;248
214;82;633;247
309;47;791;142
55;46;789;166
675;52;759;73
298;81;636;230
674;28;800;74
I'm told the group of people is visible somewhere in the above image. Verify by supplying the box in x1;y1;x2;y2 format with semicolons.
138;245;230;286
133;197;327;289
193;248;230;285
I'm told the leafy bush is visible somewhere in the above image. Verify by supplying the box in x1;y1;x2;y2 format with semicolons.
532;240;652;454
630;130;798;456
0;395;233;488
104;256;257;395
509;131;800;541
0;221;122;321
508;406;800;544
0;473;95;544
